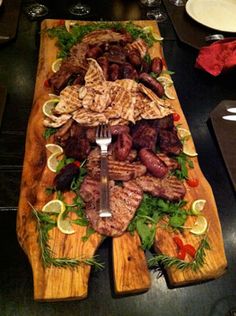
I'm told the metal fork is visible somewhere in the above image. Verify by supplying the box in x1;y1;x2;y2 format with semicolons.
96;123;112;218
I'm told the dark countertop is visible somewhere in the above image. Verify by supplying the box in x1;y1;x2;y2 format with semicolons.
0;1;236;315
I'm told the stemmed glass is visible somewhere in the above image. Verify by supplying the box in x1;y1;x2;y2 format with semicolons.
140;0;167;23
24;2;49;20
68;1;90;16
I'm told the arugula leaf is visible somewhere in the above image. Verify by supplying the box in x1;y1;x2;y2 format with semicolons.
172;153;194;180
43;127;57;139
82;227;95;242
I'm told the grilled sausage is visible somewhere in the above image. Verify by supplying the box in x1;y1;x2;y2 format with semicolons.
151;57;163;76
109;63;120;81
139;72;164;98
86;46;103;59
114;132;133;161
127;49;142;67
139;148;168;178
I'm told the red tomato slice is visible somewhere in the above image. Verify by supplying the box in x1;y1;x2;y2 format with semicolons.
186;178;199;187
173;236;184;249
74;161;81;168
184;244;196;258
177;248;186;260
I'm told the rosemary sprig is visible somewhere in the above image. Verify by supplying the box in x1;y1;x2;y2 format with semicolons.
29;202;104;270
148;235;210;272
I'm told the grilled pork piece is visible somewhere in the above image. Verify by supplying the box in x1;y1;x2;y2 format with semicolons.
131;119;158;150
159;128;182;155
85;180;143;236
154;114;174;130
156;153;179;171
81;29;132;46
113;132;132;161
86;147;146;181
135;175;186;201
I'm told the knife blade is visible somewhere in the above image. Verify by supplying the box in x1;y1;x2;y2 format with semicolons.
222;115;236;121
227;107;236;114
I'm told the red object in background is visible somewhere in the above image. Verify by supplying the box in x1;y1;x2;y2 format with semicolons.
195;39;236;76
186;178;199;187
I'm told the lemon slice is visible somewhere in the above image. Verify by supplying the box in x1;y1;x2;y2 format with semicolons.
42;199;65;213
164;85;175;100
177;127;191;140
47;152;62;172
51;58;63;73
48;93;60;99
183;142;198;157
57;210;75;234
42;99;60;117
142;26;163;41
46;143;63;155
157;76;173;86
191;199;206;215
65;20;78;32
190;215;208;235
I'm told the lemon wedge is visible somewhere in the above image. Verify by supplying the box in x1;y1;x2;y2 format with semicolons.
191;199;206;215
46;143;63;155
42;99;60;117
164;85;175;100
177;127;198;157
177;127;191;140
51;58;63;73
42;199;65;214
65;20;78;33
47;152;62;172
57;210;75;234
190;215;208;235
143;26;163;41
157;76;173;86
183;142;198;157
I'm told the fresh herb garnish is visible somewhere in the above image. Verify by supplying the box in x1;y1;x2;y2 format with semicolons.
148;234;210;272
172;153;194;180
30;202;104;270
128;195;188;250
43;127;57;139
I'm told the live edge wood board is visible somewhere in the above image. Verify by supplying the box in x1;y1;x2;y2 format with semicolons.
17;19;227;301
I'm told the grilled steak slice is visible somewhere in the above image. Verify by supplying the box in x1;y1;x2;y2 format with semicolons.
135;175;186;201
81;29;132;46
86;148;146;181
85;180;143;236
156;153;180;171
158;128;183;155
79;176;115;203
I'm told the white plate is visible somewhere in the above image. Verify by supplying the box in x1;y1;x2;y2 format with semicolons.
186;0;236;33
0;0;2;7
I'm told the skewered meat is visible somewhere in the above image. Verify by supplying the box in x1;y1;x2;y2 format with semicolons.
135;175;186;202
85;180;143;236
139;148;168;178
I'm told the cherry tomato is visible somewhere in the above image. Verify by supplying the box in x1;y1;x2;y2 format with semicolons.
186;178;199;187
184;244;196;258
173;236;184;249
177;248;186;260
57;20;65;26
173;112;180;122
74;161;81;168
44;79;50;88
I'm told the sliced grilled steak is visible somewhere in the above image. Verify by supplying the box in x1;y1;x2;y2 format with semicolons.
156;153;180;171
135;175;186;201
79;176;115;203
85;180;143;236
86;148;146;181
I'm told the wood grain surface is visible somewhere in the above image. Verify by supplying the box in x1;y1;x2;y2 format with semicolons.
17;19;227;301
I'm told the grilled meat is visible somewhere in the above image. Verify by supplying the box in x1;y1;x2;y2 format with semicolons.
135;175;186;201
139;148;168;178
113;132;133;161
159;128;183;155
86;147;146;181
131;119;158;150
156;153;180;171
85;180;143;236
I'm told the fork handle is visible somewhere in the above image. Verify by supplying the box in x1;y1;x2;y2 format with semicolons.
99;154;112;217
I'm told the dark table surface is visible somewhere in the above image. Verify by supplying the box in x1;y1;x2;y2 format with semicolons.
0;1;236;315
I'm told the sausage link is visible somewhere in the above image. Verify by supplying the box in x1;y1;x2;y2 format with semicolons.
151;57;163;76
139;72;164;98
139;148;168;178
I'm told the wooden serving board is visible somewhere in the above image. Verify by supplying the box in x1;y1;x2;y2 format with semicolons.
17;19;227;301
